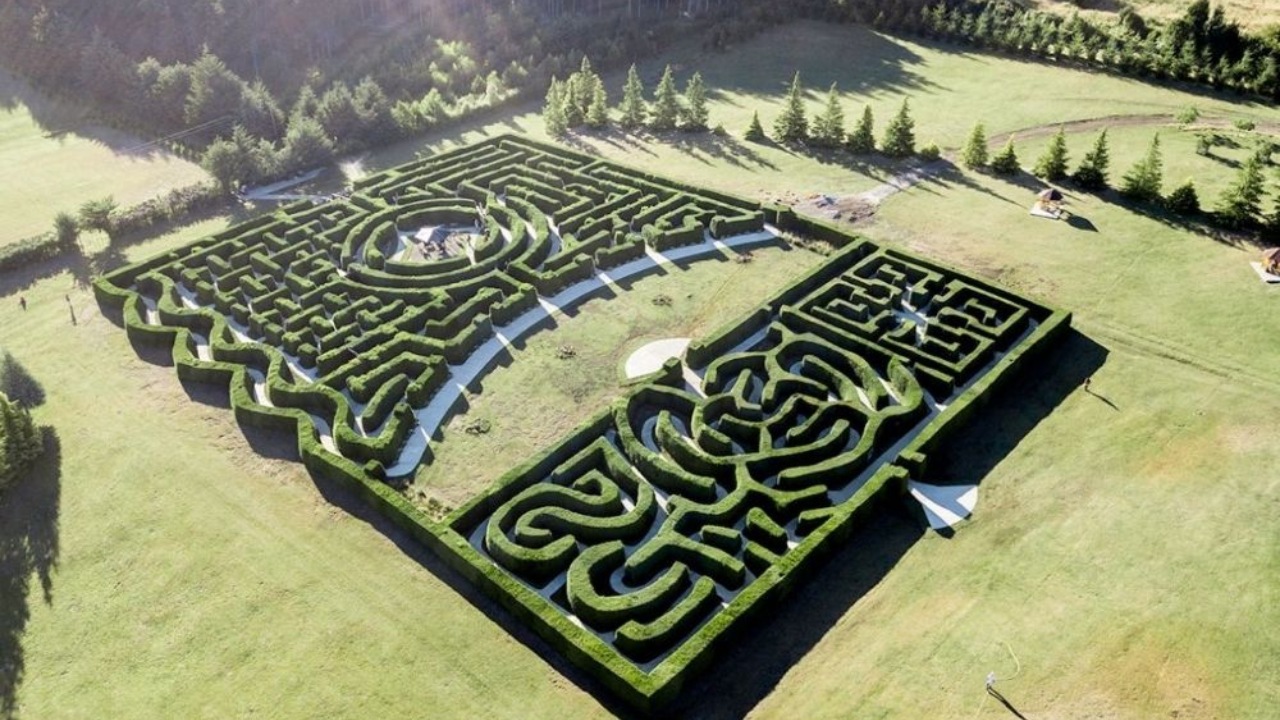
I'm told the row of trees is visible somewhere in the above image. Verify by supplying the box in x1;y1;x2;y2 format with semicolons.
749;72;920;159
954;122;1280;228
543;59;711;136
794;0;1280;101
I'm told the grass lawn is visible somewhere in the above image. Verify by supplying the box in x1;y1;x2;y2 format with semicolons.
0;69;208;244
412;242;828;510
3;18;1280;720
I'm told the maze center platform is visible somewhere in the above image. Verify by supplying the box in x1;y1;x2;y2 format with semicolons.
95;135;1070;712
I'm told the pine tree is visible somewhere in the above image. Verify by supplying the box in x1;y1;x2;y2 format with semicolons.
810;83;846;148
990;137;1020;175
1165;178;1200;215
881;99;916;158
586;77;609;129
744;111;766;142
619;64;647;130
650;65;681;132
773;71;809;144
543;76;568;137
846;105;875;154
961;122;989;169
1072;129;1111;190
1120;134;1164;203
680;71;709;131
1216;155;1266;227
1033;127;1070;181
0;392;43;493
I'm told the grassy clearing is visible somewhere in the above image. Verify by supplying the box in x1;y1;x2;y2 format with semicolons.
4;18;1280;720
412;242;827;509
0;69;207;244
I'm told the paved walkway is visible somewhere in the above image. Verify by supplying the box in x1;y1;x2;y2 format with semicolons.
242;169;325;202
624;338;692;380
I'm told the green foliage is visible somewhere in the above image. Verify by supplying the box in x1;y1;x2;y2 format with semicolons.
1072;129;1111;191
880;98;915;158
680;72;709;131
989;137;1020;175
586;77;610;129
845;105;875;154
773;71;809;144
744;110;766;142
280;116;335;173
78;196;118;237
1216;155;1266;227
0;392;43;494
1033;127;1070;181
650;65;682;132
918;142;941;161
54;212;79;246
619;64;647;131
543;76;568;137
961;122;988;169
1165;179;1200;215
809;83;845;148
1177;106;1200;124
1119;134;1164;203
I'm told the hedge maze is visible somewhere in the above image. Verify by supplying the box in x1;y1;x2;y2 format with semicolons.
95;135;1070;713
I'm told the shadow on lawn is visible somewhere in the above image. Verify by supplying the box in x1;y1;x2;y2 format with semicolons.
252;330;1102;718
0;430;62;720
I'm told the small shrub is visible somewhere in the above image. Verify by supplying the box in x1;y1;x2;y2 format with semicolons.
918;142;941;161
1176;106;1200;124
463;418;492;435
652;294;673;307
1165;179;1200;215
1234;118;1257;131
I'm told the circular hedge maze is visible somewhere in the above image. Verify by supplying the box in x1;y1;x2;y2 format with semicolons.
95;135;1070;713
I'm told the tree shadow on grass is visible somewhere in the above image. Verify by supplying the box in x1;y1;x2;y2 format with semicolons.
0;354;45;409
0;430;62;720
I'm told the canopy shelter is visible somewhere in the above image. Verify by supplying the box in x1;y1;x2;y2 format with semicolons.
1030;187;1065;219
1263;247;1280;273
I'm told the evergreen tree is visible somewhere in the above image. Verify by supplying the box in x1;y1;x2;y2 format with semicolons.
680;72;709;131
78;196;118;239
0;392;43;494
881;99;916;158
543;76;568;137
990;137;1020;175
1120;134;1164;202
53;212;79;248
650;65;682;132
280;115;335;173
1033;127;1070;181
1165;178;1200;215
961;122;989;169
744;111;766;142
846;105;875;154
1216;155;1266;227
1072;129;1111;190
586;77;609;129
773;71;809;143
619;64;647;130
810;83;846;148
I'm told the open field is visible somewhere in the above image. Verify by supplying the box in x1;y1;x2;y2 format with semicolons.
0;69;208;244
2;18;1280;720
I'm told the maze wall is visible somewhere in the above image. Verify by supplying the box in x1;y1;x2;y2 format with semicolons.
95;135;1070;713
96;135;770;481
443;239;1067;708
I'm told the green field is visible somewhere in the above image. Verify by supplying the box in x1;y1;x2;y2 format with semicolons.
3;18;1280;720
0;69;208;244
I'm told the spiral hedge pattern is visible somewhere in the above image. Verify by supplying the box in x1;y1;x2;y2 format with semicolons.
94;135;1070;713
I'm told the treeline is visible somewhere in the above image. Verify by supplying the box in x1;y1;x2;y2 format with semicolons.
795;0;1280;100
0;2;755;191
543;59;712;136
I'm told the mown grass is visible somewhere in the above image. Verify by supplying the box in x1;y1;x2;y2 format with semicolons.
3;18;1280;720
0;69;208;244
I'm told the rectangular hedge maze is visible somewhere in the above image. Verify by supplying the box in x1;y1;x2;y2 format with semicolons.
94;135;1070;713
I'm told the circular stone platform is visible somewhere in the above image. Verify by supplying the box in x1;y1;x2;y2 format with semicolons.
624;338;692;380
